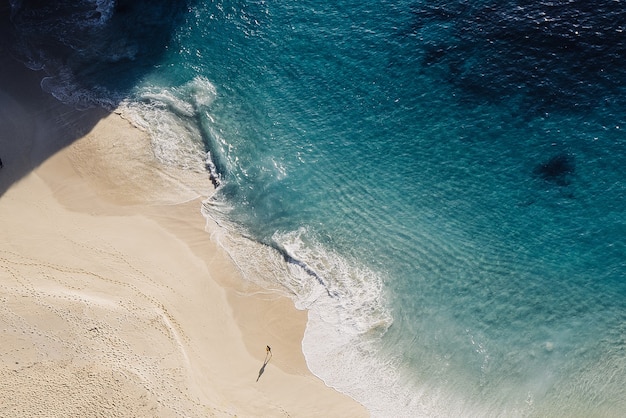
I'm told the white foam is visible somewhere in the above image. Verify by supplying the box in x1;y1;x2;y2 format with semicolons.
269;228;424;417
119;77;219;173
93;0;115;26
185;76;217;108
75;0;115;28
272;228;392;333
40;67;120;110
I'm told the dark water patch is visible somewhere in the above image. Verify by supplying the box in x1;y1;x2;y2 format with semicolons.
407;0;626;114
7;0;192;108
534;153;576;186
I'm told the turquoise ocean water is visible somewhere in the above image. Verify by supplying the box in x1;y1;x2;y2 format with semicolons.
7;0;626;416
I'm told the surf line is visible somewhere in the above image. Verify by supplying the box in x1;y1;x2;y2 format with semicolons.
247;236;337;299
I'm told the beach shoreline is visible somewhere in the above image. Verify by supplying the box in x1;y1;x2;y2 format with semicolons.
0;54;367;417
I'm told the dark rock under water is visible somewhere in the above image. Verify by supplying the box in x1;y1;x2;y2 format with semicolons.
534;153;576;186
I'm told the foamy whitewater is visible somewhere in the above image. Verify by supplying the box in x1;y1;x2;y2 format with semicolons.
7;0;626;416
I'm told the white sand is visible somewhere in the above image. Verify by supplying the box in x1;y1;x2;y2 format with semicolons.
0;55;368;417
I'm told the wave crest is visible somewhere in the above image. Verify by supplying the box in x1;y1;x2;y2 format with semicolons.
119;77;218;173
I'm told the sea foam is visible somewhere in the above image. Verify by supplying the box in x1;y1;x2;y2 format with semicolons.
119;77;218;173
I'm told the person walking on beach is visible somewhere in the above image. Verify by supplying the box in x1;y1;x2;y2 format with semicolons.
257;345;272;382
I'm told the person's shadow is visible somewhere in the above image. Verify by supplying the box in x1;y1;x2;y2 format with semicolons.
256;347;272;382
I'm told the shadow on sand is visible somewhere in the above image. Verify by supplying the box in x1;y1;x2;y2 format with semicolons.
256;347;273;382
0;1;190;197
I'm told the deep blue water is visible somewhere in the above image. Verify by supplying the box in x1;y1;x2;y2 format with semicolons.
8;0;626;416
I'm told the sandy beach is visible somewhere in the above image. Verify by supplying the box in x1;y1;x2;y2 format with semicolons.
0;51;367;417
